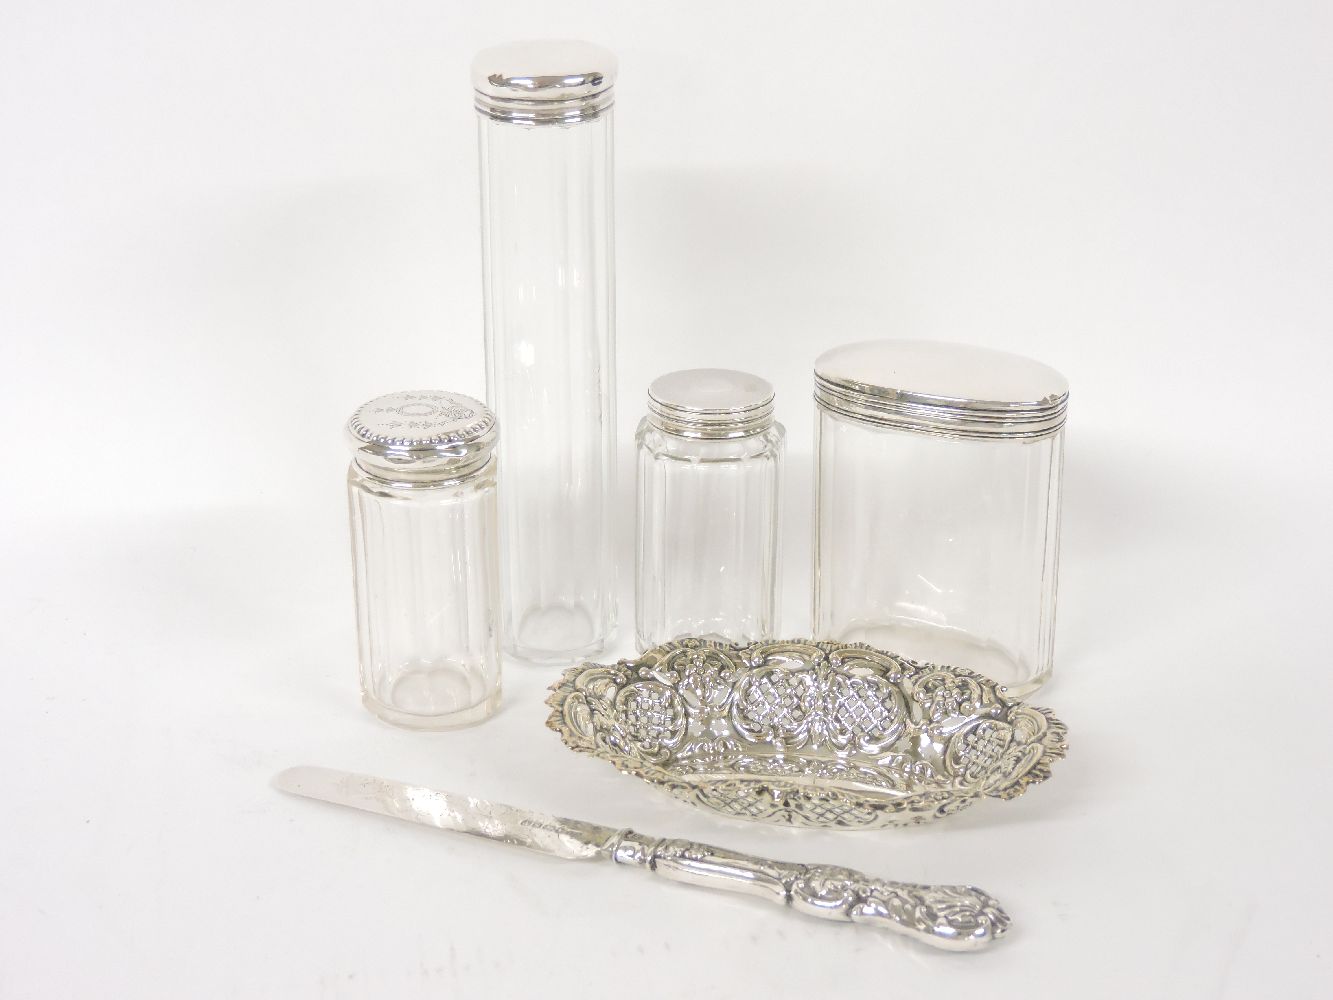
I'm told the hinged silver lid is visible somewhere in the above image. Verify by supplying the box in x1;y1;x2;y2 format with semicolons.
647;369;776;439
814;340;1069;440
472;40;617;125
346;390;497;483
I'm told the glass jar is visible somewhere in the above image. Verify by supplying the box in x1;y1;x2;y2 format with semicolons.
345;390;502;729
636;369;785;650
474;41;618;663
812;341;1068;696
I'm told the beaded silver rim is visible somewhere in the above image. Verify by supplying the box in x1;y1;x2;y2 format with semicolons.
346;390;498;484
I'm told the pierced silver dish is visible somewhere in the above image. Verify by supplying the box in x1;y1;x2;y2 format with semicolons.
546;638;1068;830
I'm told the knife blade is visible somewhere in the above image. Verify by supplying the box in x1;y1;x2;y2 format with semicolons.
273;765;618;861
273;765;1010;951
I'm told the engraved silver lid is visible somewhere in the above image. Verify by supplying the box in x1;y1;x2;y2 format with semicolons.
814;340;1069;440
647;369;776;439
472;40;617;125
346;390;497;483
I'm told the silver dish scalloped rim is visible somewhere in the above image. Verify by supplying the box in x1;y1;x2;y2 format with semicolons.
546;637;1069;830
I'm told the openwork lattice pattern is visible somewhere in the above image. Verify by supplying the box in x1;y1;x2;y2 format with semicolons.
547;638;1068;830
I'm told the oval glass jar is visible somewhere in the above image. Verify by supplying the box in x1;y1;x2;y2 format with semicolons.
813;341;1068;696
346;390;502;730
636;369;785;650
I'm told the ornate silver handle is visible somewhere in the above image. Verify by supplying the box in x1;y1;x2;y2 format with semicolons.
607;830;1009;951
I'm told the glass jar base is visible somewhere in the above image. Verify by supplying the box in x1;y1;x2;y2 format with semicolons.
831;620;1050;699
506;635;609;666
362;673;501;731
635;628;770;654
507;602;610;664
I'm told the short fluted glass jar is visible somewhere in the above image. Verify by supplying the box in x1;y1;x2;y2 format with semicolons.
636;369;785;650
813;341;1068;697
346;390;502;730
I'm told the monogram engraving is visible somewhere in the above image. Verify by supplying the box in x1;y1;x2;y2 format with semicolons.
351;391;492;451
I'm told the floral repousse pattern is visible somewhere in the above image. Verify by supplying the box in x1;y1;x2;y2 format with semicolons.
786;865;1010;949
607;831;1010;950
546;638;1068;830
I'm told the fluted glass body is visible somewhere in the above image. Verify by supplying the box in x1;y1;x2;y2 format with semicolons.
813;415;1064;696
348;462;501;729
636;421;784;650
478;110;617;663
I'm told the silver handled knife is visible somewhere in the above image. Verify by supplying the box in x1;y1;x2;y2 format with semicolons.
273;766;1010;952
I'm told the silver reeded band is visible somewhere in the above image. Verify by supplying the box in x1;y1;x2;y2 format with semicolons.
474;87;614;125
814;374;1068;441
647;395;775;440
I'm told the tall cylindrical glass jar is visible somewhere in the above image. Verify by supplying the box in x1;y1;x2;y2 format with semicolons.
474;41;618;663
346;390;502;730
636;369;785;650
812;341;1068;697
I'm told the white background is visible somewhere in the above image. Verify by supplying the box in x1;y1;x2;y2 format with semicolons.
3;2;1330;997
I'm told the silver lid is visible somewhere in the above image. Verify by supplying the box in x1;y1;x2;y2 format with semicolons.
647;369;776;439
346;390;497;483
814;340;1069;440
472;40;617;125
